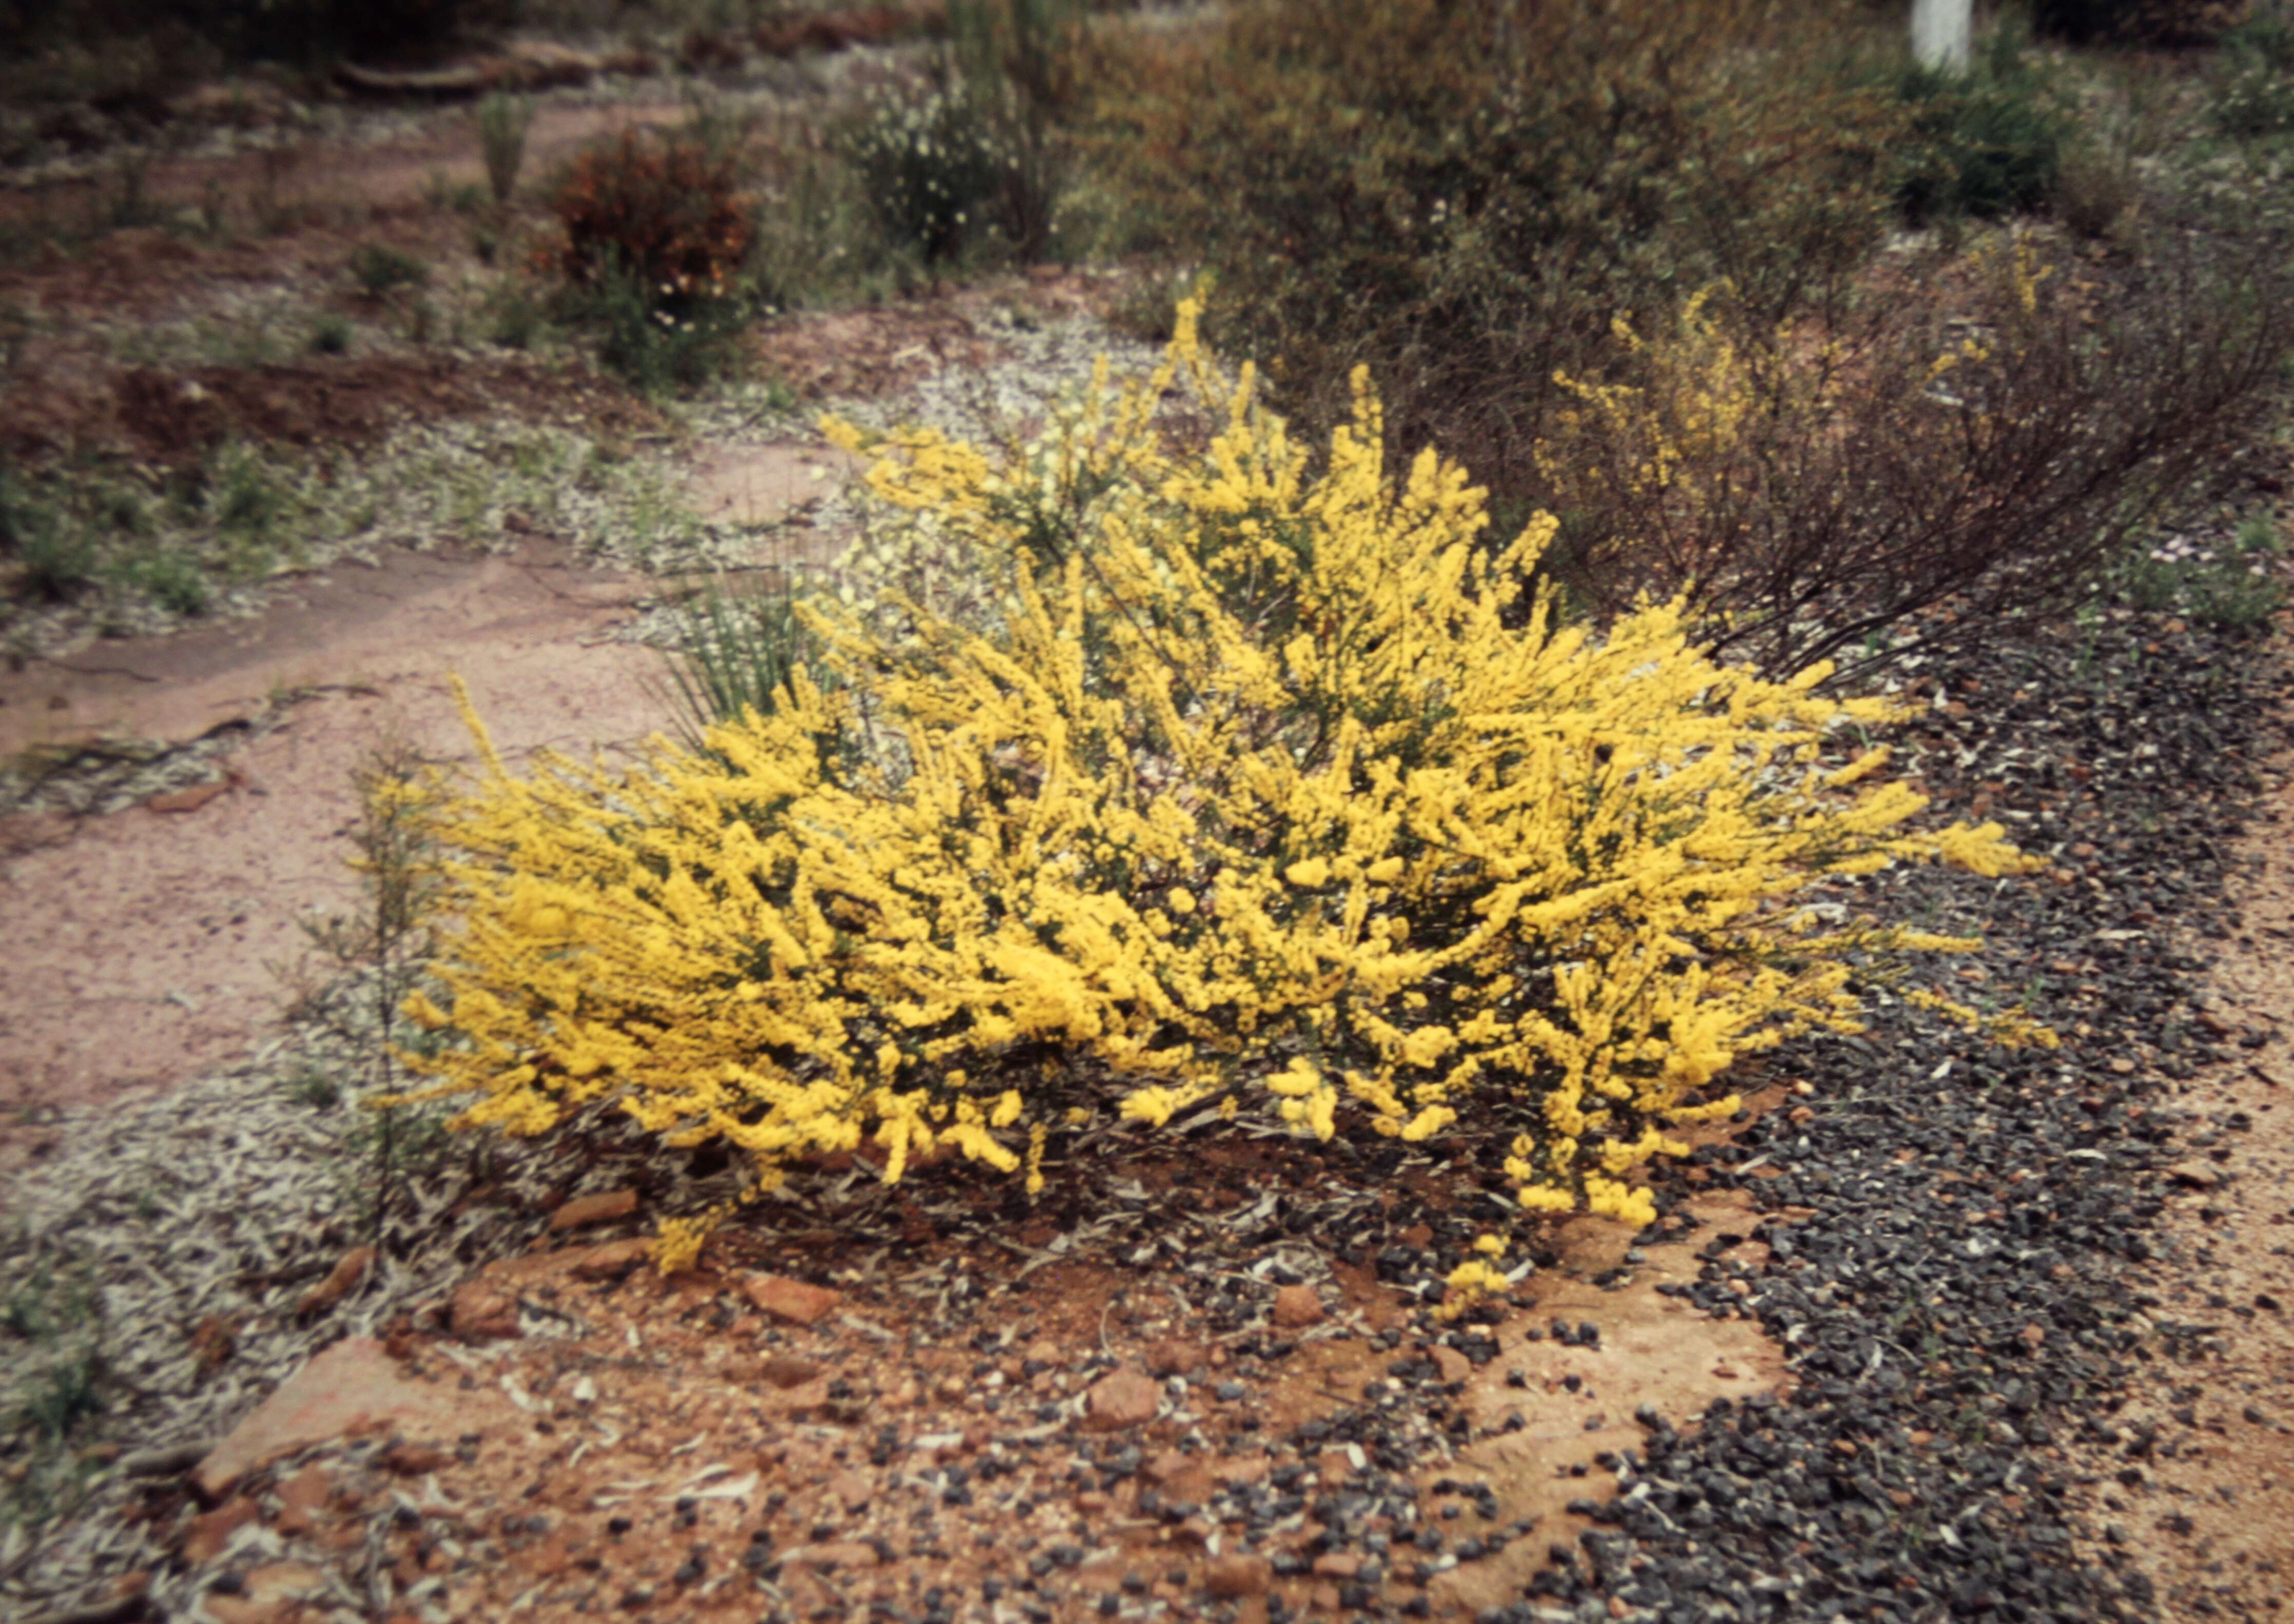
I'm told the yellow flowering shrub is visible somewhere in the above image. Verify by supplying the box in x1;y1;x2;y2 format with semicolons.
404;301;2035;1250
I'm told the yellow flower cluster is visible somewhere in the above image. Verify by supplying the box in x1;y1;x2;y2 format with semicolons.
404;301;2037;1252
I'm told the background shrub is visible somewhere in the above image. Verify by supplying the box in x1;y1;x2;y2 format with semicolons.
2213;7;2294;136
411;312;2038;1264
1090;0;1907;510
549;130;761;390
2031;0;2251;44
845;78;1008;266
552;131;756;302
947;0;1086;259
1888;25;2072;226
1529;233;2294;681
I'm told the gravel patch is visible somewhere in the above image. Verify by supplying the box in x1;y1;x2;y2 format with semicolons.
1479;610;2289;1624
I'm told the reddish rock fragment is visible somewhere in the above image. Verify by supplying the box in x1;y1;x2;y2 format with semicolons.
760;1354;826;1389
382;1442;449;1475
1081;1368;1161;1433
195;1337;477;1500
450;1279;520;1341
1271;1283;1325;1329
1203;1553;1272;1598
571;1239;651;1280
184;1496;260;1562
742;1273;842;1326
274;1465;332;1536
297;1245;376;1317
1146;1338;1206;1377
549;1188;639;1231
146;779;232;815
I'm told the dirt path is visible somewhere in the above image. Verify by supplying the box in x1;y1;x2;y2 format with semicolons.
2074;767;2294;1619
0;540;665;1171
0;97;700;229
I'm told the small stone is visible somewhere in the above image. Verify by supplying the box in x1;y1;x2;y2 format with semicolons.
146;780;232;815
1432;1346;1472;1384
451;1280;521;1341
784;1540;881;1570
550;1188;640;1231
742;1274;842;1326
1146;1339;1207;1377
383;1442;449;1476
829;1470;873;1511
296;1246;376;1318
1213;1454;1272;1486
760;1354;826;1389
1082;1369;1162;1433
184;1497;260;1563
1202;1553;1272;1598
274;1466;332;1537
1271;1284;1325;1329
1312;1552;1362;1579
2168;1163;2222;1191
196;1338;474;1500
572;1240;652;1280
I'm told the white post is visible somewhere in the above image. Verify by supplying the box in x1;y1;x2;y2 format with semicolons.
1912;0;1971;71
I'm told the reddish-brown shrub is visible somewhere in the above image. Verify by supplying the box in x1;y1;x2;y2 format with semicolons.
1533;231;2294;681
549;131;754;303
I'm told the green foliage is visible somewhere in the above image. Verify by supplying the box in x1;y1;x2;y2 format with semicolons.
18;1347;103;1441
658;578;833;748
2117;517;2286;628
2213;11;2294;138
1;1259;105;1528
1891;24;2071;226
301;743;455;1240
747;123;907;306
123;548;212;616
210;439;287;545
474;92;533;207
351;243;429;300
947;0;1085;259
284;1065;343;1109
484;276;547;350
1;464;94;603
307;311;353;355
580;266;752;394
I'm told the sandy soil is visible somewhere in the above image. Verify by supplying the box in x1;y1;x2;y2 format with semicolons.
2068;769;2294;1620
0;539;664;1175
